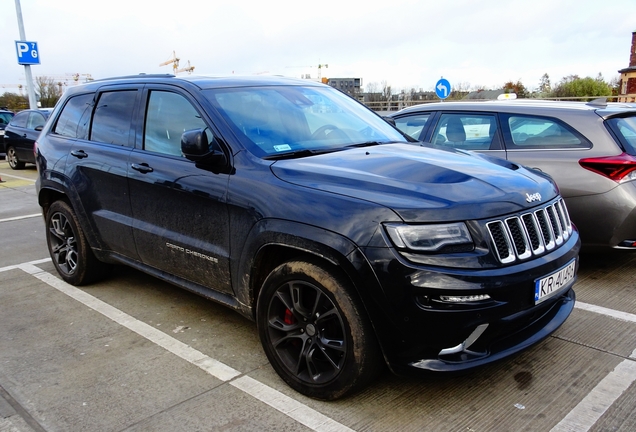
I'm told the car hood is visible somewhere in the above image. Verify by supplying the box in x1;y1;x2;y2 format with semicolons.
270;143;558;222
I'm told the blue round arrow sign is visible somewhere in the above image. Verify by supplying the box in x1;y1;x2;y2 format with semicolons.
435;78;451;99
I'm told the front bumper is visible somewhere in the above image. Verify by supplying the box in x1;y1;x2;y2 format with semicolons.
361;227;580;376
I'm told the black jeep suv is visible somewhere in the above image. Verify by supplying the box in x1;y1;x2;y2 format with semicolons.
35;74;579;400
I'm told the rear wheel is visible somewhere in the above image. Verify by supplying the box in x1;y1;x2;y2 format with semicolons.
256;259;382;400
6;146;25;170
46;200;111;285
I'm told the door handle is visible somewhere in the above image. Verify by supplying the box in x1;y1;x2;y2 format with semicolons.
70;150;88;159
131;163;154;173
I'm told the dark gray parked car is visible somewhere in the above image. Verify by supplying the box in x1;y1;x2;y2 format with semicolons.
3;108;52;169
390;99;636;251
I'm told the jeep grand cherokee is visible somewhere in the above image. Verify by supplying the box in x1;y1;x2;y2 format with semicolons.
35;74;580;400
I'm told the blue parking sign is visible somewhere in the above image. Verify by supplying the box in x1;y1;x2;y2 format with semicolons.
15;41;40;65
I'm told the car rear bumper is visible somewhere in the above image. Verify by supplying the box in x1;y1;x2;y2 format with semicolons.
564;181;636;249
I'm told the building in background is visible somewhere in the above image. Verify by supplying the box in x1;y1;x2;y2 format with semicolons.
618;31;636;103
327;78;362;98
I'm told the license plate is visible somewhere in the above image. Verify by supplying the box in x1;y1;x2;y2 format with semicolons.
535;259;576;304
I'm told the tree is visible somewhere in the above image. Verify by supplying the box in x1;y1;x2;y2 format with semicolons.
448;81;471;100
503;80;528;98
538;73;551;94
551;75;612;99
0;92;28;112
35;76;63;108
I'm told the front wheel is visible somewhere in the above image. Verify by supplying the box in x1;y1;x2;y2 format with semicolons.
6;146;25;170
256;259;382;400
46;200;111;285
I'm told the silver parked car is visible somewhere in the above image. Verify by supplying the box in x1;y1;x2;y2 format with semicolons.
389;99;636;251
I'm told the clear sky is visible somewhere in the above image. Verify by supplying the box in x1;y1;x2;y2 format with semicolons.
1;0;634;94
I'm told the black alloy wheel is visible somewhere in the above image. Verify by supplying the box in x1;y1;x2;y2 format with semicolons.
257;259;382;400
6;146;25;170
46;201;110;285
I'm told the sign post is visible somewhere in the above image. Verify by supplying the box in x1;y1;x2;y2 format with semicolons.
435;78;452;100
13;0;38;109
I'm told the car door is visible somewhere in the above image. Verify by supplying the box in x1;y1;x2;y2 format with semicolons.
423;112;507;159
127;87;232;293
64;87;139;259
498;113;593;197
4;111;30;155
16;111;48;162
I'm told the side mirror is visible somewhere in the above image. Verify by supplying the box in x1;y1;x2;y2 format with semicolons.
181;128;227;165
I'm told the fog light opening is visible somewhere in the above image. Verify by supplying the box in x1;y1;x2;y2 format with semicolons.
439;323;489;356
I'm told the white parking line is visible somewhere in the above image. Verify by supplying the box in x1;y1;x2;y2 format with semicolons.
550;357;636;432
575;301;636;324
0;214;41;223
0;172;36;182
12;260;353;432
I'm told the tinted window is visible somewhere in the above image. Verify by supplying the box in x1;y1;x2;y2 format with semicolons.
54;93;94;139
504;115;589;149
144;91;209;156
431;113;500;150
394;114;430;140
606;115;636;155
27;112;47;129
0;112;13;125
10;111;28;128
90;90;137;146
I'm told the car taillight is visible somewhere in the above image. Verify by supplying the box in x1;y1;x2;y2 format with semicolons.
579;153;636;182
33;141;38;156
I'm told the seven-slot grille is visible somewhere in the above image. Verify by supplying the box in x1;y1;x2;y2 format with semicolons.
487;198;572;264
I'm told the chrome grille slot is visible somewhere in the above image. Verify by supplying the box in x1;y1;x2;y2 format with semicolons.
505;217;531;259
486;220;515;264
486;198;572;264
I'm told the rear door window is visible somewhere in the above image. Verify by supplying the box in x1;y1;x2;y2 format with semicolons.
90;90;137;146
9;111;28;128
502;114;591;149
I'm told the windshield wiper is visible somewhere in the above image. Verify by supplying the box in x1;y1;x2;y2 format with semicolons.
262;148;343;160
345;141;385;148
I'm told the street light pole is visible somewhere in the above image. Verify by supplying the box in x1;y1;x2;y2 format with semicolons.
14;0;38;109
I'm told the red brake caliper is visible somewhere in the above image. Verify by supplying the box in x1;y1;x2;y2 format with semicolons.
284;308;295;325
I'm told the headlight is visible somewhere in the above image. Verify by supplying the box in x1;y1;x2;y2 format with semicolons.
385;222;473;253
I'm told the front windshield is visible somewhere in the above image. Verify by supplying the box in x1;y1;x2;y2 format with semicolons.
203;85;407;158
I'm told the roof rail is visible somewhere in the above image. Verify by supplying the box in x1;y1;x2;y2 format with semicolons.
586;97;608;108
92;73;176;82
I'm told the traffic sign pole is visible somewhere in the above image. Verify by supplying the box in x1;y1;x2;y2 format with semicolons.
14;0;38;109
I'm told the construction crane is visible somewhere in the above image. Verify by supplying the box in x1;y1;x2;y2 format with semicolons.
160;51;180;74
160;51;195;75
0;84;24;93
176;60;195;74
285;63;329;81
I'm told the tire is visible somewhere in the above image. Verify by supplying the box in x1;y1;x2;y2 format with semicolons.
257;259;382;400
6;146;25;170
45;200;111;285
